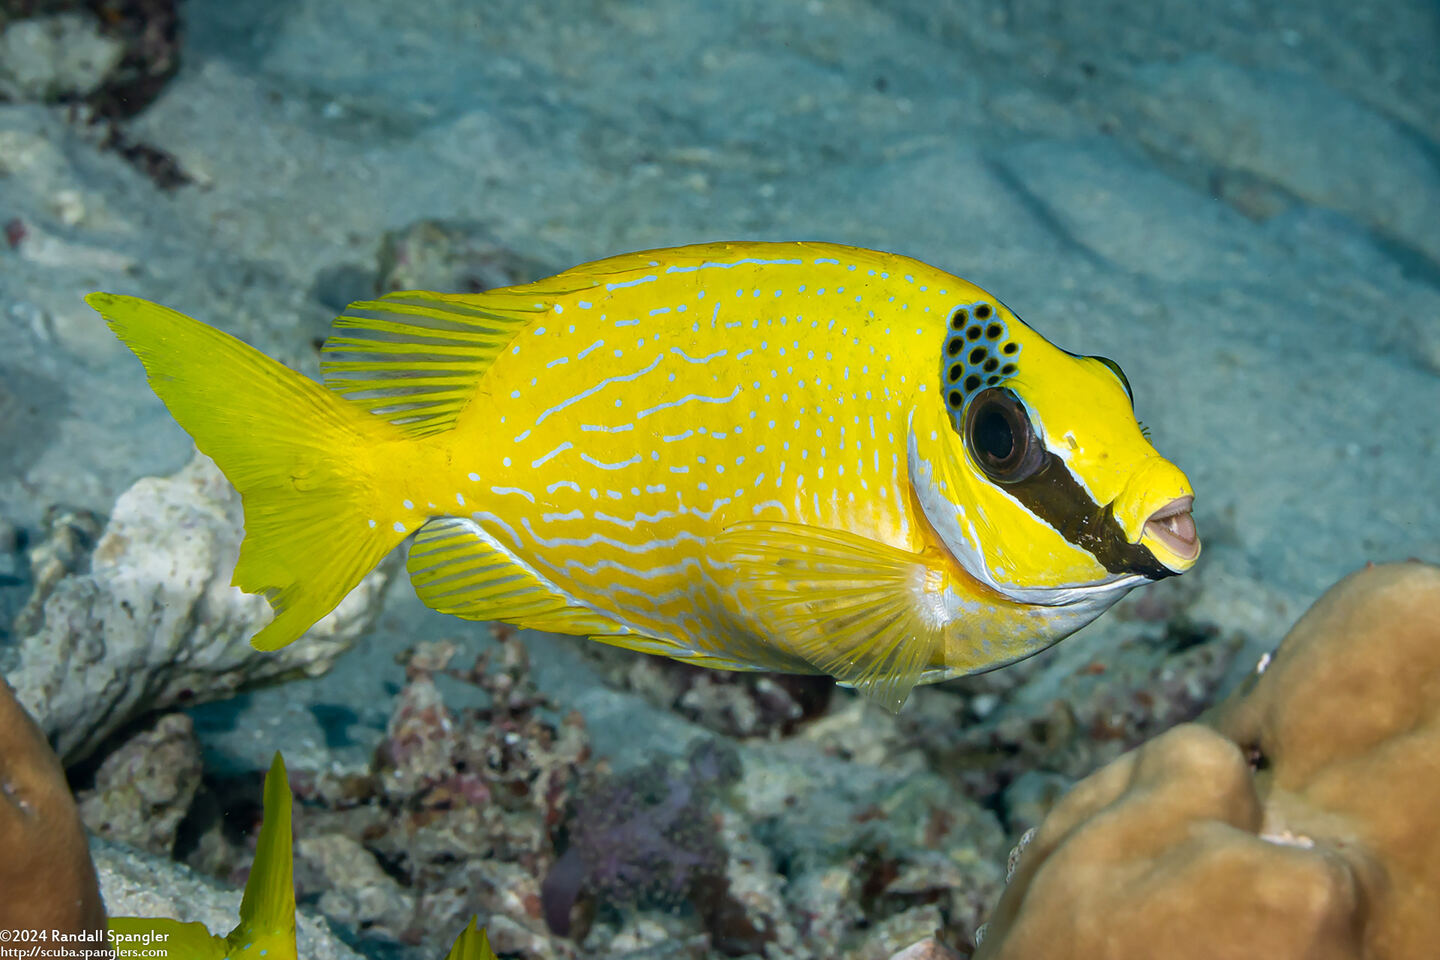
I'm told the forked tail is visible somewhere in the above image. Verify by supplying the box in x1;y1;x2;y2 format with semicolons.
88;293;416;650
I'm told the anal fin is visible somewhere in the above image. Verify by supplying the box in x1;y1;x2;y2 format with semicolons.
709;521;948;712
586;632;792;673
407;517;627;636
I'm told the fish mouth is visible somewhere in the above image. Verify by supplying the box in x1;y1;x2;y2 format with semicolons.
1143;495;1199;566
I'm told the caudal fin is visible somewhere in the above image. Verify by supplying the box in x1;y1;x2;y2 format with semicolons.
89;293;415;650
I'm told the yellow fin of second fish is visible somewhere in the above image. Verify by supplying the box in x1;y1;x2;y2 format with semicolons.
226;752;296;958
407;518;628;635
444;916;498;960
710;522;946;712
104;753;297;960
107;918;226;959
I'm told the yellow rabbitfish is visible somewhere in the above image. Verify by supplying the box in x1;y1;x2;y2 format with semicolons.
90;241;1199;710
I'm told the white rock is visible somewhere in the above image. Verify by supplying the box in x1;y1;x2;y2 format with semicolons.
0;14;123;102
6;452;394;764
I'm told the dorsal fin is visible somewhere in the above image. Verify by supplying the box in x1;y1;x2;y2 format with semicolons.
320;243;852;436
320;290;548;435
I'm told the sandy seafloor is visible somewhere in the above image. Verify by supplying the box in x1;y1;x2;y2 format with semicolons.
2;0;1439;957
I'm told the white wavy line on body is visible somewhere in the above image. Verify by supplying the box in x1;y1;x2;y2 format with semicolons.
636;385;742;420
534;353;663;426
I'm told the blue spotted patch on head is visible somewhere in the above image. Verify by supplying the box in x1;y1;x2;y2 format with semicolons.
941;301;1021;418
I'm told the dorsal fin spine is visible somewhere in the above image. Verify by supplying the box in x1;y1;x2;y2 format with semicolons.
319;288;547;434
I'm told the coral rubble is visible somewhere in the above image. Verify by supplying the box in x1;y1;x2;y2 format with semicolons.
583;644;834;740
290;637;588;957
77;711;202;856
541;738;740;940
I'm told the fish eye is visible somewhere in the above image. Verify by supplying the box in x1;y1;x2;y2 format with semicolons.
963;388;1046;484
1091;355;1134;405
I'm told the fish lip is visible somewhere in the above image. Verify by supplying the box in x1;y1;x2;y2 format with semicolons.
1143;495;1199;564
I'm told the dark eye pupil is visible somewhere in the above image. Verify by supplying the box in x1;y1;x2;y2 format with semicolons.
962;387;1043;484
973;407;1014;462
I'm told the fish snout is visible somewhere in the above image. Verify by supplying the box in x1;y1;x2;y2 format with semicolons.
1144;495;1199;567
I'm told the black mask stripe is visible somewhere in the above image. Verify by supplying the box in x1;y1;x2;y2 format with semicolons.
1002;454;1172;580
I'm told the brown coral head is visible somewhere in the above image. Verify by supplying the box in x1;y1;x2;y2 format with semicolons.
976;724;1363;960
978;562;1440;960
0;678;108;940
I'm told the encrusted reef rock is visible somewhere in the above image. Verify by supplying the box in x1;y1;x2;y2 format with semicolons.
730;698;1009;957
0;675;107;940
77;711;203;857
4;452;394;764
975;562;1440;960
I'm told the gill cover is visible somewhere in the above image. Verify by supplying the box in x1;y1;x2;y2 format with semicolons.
909;298;1197;603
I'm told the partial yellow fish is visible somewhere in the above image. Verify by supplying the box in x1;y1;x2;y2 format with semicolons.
107;753;499;960
445;917;498;960
108;753;296;959
90;241;1199;710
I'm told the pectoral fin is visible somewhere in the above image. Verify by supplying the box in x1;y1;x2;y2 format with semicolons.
709;522;947;712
